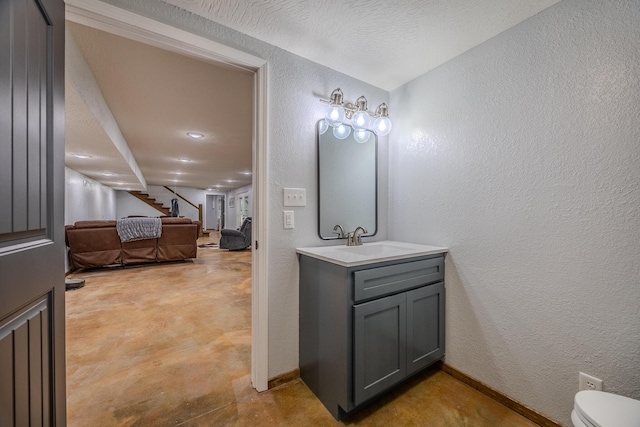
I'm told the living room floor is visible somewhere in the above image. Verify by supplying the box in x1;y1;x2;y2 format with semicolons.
65;232;538;426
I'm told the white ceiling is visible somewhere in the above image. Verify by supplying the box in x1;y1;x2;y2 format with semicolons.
65;21;254;192
161;0;561;91
65;1;561;191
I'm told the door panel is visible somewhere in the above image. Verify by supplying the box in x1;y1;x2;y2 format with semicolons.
0;0;65;425
0;298;51;427
353;293;407;406
406;282;445;376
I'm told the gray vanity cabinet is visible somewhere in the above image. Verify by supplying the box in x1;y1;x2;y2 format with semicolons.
299;253;445;419
353;292;407;405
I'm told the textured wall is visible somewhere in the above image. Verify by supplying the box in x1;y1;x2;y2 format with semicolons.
65;168;117;225
65;168;117;271
100;0;389;378
389;0;640;424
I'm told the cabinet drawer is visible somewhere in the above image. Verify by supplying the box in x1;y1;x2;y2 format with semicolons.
353;257;444;303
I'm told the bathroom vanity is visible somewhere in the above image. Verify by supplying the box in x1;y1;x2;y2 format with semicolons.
297;241;448;419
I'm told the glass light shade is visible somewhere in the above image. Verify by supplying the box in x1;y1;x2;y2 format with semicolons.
353;129;371;144
373;116;392;136
325;104;345;126
318;119;329;135
333;124;352;140
351;110;371;130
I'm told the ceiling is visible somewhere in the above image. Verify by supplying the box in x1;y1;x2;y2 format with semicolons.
161;0;561;91
65;1;561;191
65;22;254;192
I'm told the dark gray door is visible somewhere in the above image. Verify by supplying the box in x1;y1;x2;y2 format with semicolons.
353;292;407;406
0;0;66;425
406;282;445;376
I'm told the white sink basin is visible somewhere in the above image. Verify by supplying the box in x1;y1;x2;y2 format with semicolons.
296;241;448;267
335;243;416;257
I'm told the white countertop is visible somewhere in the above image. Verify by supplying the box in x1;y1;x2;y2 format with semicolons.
296;240;448;267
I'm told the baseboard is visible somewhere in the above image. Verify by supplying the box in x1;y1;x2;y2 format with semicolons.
267;363;562;426
441;363;563;427
268;368;300;390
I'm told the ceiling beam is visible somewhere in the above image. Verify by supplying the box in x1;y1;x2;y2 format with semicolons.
65;27;147;190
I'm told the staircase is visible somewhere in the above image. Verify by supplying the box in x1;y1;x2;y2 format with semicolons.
127;191;171;216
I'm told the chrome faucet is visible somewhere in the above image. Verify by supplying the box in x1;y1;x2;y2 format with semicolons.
347;226;368;246
332;224;345;239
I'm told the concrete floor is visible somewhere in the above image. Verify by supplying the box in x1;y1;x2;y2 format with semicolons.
66;232;539;426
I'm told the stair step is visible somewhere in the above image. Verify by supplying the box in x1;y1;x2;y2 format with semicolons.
127;191;171;215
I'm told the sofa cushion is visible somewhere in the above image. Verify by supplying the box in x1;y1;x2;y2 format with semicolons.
66;226;121;269
157;224;197;261
160;217;192;224
73;220;117;229
122;238;158;264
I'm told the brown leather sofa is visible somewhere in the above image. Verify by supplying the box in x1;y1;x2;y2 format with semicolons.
65;217;201;271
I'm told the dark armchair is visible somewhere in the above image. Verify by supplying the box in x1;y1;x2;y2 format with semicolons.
219;217;252;251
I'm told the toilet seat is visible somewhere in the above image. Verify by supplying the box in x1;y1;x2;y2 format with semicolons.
574;390;640;427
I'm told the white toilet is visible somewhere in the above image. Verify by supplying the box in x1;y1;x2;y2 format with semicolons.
572;390;640;427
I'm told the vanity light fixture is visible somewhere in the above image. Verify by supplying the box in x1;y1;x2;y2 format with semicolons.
320;88;392;136
351;96;371;130
372;103;392;136
324;88;346;126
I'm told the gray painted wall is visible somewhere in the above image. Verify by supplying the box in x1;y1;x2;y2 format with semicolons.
389;0;640;424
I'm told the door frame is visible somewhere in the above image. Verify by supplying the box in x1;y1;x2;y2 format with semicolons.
65;0;270;391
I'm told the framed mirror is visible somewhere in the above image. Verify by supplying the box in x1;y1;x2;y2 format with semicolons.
317;120;377;239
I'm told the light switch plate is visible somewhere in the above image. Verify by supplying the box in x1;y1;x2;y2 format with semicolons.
283;210;294;229
284;188;306;206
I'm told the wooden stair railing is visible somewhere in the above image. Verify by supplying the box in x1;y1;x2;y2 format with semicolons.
128;191;171;216
163;186;204;234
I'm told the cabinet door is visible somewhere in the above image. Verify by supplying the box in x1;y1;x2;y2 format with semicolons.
353;293;406;406
406;282;445;376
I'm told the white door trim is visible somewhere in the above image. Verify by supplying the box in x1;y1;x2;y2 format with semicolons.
65;0;270;392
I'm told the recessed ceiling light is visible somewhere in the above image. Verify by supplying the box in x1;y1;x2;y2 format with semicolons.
72;154;92;159
103;172;114;176
187;132;204;139
178;158;191;163
240;171;252;175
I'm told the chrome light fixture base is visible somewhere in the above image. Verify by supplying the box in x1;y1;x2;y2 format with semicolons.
319;88;392;136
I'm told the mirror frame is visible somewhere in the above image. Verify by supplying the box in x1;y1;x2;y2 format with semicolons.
317;120;378;240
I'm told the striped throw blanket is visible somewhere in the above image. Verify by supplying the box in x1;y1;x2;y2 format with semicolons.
116;217;162;242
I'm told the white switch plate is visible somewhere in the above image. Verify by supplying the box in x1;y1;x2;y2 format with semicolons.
284;188;306;206
283;210;294;229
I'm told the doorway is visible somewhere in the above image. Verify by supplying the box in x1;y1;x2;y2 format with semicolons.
65;0;269;392
237;192;249;227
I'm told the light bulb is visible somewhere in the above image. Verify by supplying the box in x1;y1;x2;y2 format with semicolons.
351;110;371;130
373;116;392;136
353;129;371;144
333;124;352;140
325;104;345;126
318;119;329;135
